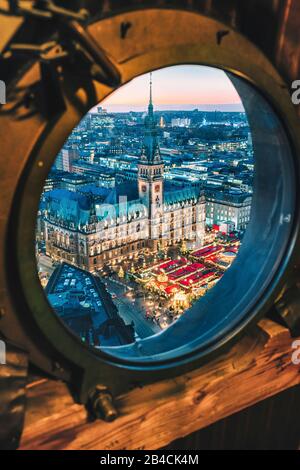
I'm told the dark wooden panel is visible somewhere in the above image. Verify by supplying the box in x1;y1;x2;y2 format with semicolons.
166;384;300;450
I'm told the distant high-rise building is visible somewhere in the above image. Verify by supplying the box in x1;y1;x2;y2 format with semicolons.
97;106;107;114
159;116;165;128
171;118;191;128
109;137;123;155
55;146;78;172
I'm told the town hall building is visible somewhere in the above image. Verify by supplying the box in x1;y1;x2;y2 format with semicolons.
41;75;206;272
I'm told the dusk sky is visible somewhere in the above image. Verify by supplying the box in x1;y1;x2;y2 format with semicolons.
94;65;244;112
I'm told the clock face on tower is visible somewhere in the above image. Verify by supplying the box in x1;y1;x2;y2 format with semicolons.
155;184;160;193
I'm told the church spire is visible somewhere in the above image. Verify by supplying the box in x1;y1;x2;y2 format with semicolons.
139;72;162;164
138;71;164;214
148;72;154;119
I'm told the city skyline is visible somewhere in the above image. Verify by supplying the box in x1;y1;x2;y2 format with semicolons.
93;65;244;113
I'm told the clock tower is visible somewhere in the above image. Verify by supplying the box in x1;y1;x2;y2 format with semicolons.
138;73;164;221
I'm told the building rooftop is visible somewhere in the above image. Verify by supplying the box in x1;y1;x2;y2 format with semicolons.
164;186;203;206
205;188;252;204
46;262;135;347
44;189;93;226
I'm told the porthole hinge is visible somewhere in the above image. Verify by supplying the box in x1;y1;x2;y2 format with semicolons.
1;1;121;88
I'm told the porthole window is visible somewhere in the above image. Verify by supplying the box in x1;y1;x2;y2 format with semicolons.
34;64;295;362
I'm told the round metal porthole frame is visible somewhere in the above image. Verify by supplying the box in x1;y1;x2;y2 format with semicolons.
2;9;300;401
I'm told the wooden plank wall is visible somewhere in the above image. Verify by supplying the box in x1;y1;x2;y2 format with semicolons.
20;320;300;450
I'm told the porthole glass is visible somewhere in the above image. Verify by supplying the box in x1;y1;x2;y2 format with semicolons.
35;65;294;361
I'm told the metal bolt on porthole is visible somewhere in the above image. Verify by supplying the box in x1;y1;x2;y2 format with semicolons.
280;214;292;224
89;385;118;422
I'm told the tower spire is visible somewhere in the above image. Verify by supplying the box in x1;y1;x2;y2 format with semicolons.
148;72;153;118
149;72;152;105
140;71;162;164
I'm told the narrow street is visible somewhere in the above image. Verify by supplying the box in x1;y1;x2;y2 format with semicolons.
103;278;161;339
